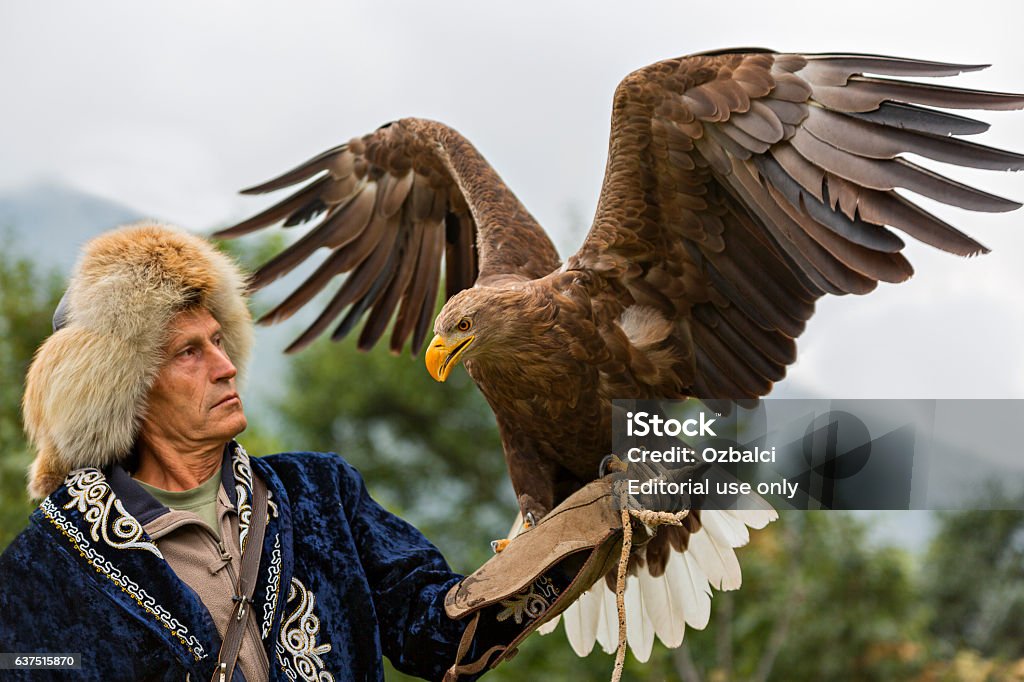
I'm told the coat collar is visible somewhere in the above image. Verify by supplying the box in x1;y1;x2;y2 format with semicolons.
105;443;240;526
30;442;294;680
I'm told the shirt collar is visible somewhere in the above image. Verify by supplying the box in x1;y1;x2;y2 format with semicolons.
106;442;239;524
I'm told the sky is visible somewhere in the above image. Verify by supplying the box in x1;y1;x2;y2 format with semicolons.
2;0;1023;401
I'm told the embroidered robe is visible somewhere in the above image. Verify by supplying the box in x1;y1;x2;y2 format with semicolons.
0;445;477;681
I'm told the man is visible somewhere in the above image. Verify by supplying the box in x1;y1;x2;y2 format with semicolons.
0;222;632;681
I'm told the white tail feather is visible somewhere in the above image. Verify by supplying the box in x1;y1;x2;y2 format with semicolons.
562;584;599;656
638;558;685;647
595;580;620;654
537;612;560;635
726;504;779;530
507;511;525;538
625;575;655;662
677;551;712;629
557;499;776;660
702;507;751;548
687;521;743;590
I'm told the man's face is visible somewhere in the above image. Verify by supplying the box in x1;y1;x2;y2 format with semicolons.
138;307;247;451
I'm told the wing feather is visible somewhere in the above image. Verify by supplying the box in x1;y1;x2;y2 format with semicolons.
219;175;332;237
802;106;1024;170
845;102;990;136
217;119;561;353
391;220;445;353
239;145;351;195
250;182;377;295
789;127;1020;211
571;50;1022;398
357;216;425;350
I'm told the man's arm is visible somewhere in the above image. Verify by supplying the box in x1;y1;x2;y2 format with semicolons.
339;460;474;681
339;459;635;681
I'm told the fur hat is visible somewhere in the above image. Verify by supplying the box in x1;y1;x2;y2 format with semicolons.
22;222;253;499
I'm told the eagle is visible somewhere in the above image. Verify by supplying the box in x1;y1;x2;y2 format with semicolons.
216;49;1024;661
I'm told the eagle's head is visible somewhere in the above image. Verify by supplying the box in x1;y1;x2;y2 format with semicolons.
425;286;543;382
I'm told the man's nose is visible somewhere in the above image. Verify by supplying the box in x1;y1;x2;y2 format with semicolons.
210;343;237;382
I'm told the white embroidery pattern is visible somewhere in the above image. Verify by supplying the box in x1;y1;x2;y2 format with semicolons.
275;578;334;682
496;575;559;625
63;469;162;557
268;488;279;519
262;534;283;639
40;498;207;661
233;444;278;552
233;451;254;550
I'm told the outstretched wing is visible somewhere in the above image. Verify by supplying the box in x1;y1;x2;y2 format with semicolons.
215;118;561;354
570;50;1024;399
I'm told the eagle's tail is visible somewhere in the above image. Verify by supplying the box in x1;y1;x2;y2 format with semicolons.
538;503;777;662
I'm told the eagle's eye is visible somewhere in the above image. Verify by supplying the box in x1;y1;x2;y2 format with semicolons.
457;318;472;332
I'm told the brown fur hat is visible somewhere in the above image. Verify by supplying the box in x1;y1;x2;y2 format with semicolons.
22;222;253;499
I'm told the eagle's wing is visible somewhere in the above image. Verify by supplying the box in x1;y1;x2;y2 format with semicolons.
569;50;1024;399
215;118;561;354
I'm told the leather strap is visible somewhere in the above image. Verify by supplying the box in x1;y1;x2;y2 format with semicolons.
213;473;269;682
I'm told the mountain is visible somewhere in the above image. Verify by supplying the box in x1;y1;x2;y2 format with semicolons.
0;180;144;271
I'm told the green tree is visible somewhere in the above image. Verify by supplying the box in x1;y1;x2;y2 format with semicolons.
0;233;65;550
923;485;1024;660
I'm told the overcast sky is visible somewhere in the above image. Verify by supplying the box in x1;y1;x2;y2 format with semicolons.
2;0;1023;399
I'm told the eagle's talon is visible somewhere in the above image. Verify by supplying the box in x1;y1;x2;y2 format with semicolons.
524;512;537;530
491;539;510;553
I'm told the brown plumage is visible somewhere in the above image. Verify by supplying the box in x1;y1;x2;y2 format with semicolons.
218;48;1023;655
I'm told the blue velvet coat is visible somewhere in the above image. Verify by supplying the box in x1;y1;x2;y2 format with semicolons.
0;444;476;681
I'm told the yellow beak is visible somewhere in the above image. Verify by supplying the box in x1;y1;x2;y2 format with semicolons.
425;333;475;382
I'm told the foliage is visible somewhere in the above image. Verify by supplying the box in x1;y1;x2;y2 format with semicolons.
0;232;65;549
923;484;1024;660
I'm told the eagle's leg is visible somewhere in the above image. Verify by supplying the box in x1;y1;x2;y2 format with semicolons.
490;451;562;553
515;491;553;527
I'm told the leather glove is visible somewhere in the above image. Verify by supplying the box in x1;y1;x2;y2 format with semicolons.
442;475;647;681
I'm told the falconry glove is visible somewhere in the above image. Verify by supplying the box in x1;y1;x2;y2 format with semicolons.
442;475;649;681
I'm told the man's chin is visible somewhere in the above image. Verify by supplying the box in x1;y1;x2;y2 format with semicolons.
230;414;248;439
218;411;248;443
